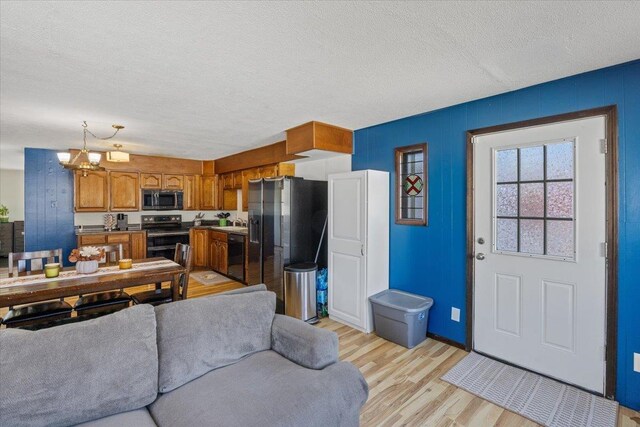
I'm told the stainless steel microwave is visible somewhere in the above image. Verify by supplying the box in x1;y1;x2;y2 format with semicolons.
142;190;183;210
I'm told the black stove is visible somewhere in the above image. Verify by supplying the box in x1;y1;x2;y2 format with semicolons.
142;215;190;259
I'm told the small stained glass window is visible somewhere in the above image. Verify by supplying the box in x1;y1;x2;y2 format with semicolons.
395;143;428;225
494;140;575;259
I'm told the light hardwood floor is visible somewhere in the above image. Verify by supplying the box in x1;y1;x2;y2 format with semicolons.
1;276;638;426
319;317;640;427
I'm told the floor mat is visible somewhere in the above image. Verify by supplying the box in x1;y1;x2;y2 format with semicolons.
441;352;618;427
190;271;232;286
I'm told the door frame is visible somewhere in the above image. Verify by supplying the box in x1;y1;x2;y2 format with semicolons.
465;105;618;399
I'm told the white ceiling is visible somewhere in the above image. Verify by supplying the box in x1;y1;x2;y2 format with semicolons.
1;1;639;170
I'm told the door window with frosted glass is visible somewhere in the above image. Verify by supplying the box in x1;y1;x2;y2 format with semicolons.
494;140;575;259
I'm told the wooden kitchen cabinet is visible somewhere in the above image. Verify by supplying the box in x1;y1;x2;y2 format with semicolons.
277;163;295;177
74;171;109;212
238;163;296;211
163;174;184;190
209;239;219;272
200;175;220;210
130;231;147;259
209;240;228;275
259;165;278;178
241;167;261;211
109;172;140;211
190;228;209;267
140;173;162;189
209;231;228;275
217;241;228;275
222;173;234;190
106;233;131;258
78;230;146;260
232;171;242;189
183;175;200;210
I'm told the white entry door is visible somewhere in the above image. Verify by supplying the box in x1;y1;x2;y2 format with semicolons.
328;171;367;329
473;116;607;393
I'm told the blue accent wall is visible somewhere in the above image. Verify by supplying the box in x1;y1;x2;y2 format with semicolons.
24;148;75;266
353;60;640;409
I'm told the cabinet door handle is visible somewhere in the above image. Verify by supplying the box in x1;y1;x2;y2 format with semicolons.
361;244;364;256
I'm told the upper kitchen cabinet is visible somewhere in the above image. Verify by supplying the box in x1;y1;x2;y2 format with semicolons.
163;174;184;190
285;121;353;156
109;172;140;211
74;171;109;212
240;163;296;211
222;173;234;190
183;175;200;210
140;173;162;189
232;171;243;189
201;175;220;210
241;168;261;211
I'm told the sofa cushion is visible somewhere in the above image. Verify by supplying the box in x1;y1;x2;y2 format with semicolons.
148;350;369;427
0;305;158;427
155;290;276;393
75;409;157;427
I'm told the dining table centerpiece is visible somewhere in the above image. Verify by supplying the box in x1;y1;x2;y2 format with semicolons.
69;246;105;274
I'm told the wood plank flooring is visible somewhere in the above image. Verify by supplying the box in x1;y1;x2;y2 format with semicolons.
1;274;638;426
318;317;639;427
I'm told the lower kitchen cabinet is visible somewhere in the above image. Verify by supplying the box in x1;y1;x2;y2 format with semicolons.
77;231;147;261
209;231;228;275
130;231;146;259
190;228;209;268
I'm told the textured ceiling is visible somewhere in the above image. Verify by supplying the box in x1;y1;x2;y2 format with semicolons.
1;1;639;169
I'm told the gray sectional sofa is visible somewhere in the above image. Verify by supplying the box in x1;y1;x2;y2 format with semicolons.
0;285;369;427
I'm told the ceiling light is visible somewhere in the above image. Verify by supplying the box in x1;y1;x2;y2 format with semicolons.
57;121;124;176
107;144;130;162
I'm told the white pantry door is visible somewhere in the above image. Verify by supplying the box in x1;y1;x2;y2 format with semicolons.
328;171;367;329
473;116;607;393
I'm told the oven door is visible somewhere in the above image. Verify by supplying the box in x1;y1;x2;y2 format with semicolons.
147;232;189;259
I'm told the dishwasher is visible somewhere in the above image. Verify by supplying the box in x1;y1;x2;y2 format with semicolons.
227;233;245;283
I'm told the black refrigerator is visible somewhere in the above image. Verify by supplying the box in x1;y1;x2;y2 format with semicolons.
247;177;327;314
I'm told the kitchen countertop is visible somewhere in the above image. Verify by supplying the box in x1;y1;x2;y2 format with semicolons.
193;225;248;235
75;227;144;236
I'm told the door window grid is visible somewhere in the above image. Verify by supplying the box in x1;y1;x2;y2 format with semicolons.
494;140;575;259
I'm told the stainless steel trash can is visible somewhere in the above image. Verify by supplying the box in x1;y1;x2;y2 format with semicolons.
284;263;318;322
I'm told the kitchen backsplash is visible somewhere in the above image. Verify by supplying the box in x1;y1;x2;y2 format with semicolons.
74;210;242;226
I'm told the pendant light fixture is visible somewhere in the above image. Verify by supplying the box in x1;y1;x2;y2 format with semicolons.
107;144;130;162
57;121;125;176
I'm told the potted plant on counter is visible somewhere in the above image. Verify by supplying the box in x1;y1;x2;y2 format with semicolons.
0;204;9;223
69;246;105;274
216;212;230;226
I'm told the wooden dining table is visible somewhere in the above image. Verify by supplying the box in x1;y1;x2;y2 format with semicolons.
0;257;185;309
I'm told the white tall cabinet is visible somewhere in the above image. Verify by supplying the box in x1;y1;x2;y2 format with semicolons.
328;170;389;333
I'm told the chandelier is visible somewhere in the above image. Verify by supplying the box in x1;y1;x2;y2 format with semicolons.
57;121;125;176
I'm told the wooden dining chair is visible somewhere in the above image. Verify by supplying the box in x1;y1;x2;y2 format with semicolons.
2;249;73;329
131;243;192;306
73;244;133;319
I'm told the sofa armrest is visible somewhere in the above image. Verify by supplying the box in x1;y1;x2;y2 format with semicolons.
271;314;338;369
